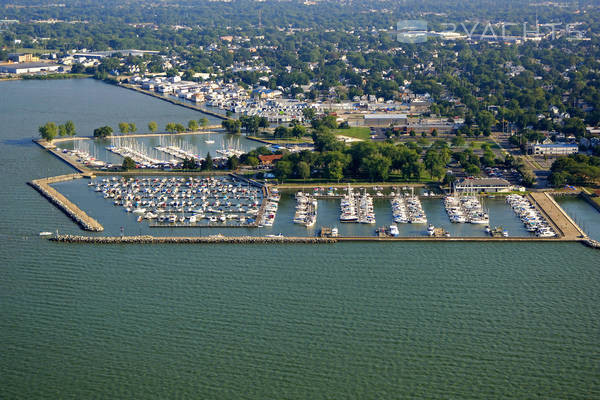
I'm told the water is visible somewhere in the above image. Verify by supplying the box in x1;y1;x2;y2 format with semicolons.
1;79;599;399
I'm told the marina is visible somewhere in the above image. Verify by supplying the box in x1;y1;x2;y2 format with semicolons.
88;175;266;228
3;78;600;400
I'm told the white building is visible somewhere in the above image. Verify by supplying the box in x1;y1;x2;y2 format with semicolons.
528;143;579;156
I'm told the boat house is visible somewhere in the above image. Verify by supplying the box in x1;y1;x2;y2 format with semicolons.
453;177;513;194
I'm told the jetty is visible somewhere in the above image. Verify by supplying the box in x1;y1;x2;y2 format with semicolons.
28;174;104;232
50;234;335;244
120;83;230;120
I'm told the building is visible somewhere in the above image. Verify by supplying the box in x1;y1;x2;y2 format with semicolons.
72;49;159;60
8;53;39;63
454;178;513;194
527;143;579;156
258;154;283;166
0;62;60;74
362;113;408;127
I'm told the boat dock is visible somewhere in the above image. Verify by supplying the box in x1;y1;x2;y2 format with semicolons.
28;174;104;232
528;192;586;240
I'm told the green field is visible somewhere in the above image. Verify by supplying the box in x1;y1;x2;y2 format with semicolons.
332;127;371;140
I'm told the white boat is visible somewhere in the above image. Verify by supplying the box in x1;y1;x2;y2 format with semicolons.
389;224;399;237
331;227;339;237
39;231;53;236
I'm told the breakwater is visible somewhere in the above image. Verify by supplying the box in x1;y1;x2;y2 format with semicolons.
28;175;104;232
50;234;336;244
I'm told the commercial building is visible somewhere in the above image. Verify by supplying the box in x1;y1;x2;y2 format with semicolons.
0;62;60;74
454;178;513;194
527;143;579;156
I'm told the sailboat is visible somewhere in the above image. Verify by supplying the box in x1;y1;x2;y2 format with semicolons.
204;132;215;144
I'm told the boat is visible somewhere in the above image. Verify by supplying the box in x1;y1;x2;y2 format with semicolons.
39;231;53;236
389;224;400;237
331;227;339;237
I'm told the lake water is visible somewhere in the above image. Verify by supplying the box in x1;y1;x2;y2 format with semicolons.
1;79;599;399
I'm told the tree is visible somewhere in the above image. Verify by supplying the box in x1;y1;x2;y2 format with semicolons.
128;123;137;133
297;161;310;181
64;120;76;136
292;124;307;138
274;126;289;138
93;126;113;139
122;156;136;170
182;157;198;170
199;117;209;127
174;123;186;133
148;121;158;133
274;160;293;181
165;123;177;134
222;119;241;134
227;155;240;170
188;119;199;131
201;152;213;170
58;124;67;137
362;154;391;181
302;107;316;122
39;122;58;141
118;122;130;134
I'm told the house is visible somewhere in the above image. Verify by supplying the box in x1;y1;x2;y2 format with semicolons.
258;154;283;166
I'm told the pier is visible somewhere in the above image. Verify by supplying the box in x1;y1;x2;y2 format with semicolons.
28;174;104;232
528;192;586;239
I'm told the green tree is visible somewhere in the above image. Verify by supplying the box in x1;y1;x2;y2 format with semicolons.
297;161;310;181
274;160;293;181
148;121;158;133
227;155;240;170
122;156;136;170
199;117;209;127
274;126;289;138
128;123;137;133
174;123;186;133
201;152;213;170
188;120;199;131
292;124;307;138
58;124;67;137
165;123;177;134
93;126;113;139
39;122;58;142
64;120;76;136
222;119;241;134
118;122;130;134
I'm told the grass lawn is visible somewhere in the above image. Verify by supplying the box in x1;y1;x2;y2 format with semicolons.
247;136;312;145
332;127;371;140
469;140;500;149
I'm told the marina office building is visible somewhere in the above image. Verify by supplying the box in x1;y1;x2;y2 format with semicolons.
453;177;514;194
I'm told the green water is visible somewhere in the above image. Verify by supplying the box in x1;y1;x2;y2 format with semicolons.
1;80;599;399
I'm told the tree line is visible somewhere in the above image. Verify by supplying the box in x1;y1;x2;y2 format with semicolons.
38;121;76;141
